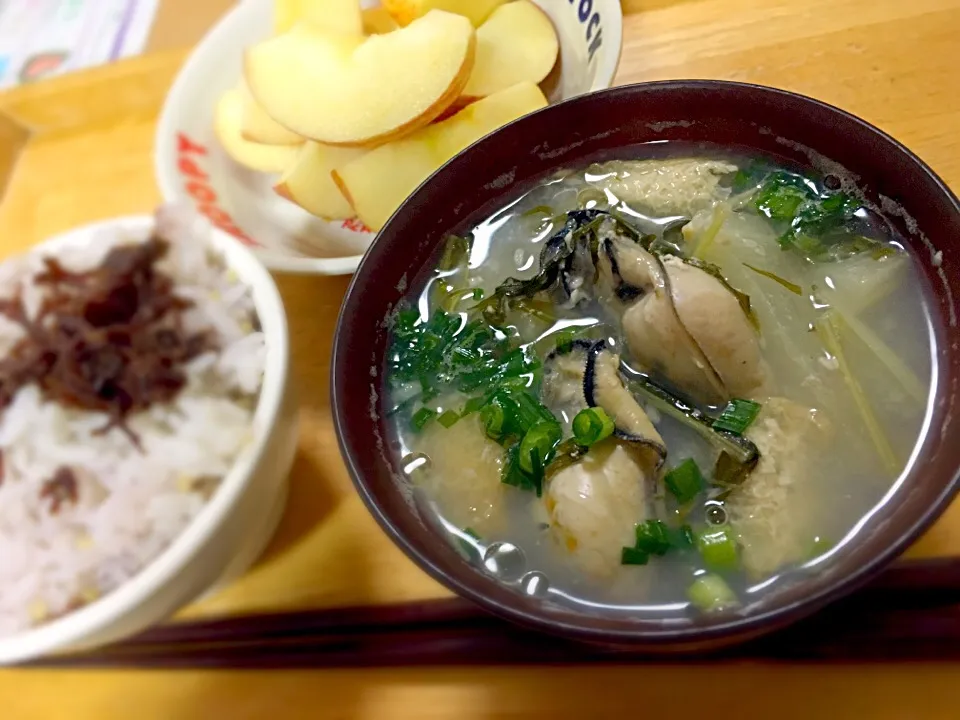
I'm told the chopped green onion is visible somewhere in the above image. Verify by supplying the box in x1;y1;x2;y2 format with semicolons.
572;407;615;446
518;421;562;475
664;458;705;505
463;527;481;540
697;527;739;570
480;402;505;438
462;395;488;416
687;574;739;612
712;399;762;436
634;520;672;556
412;407;436;431
502;446;546;498
743;263;803;296
501;444;533;491
680;524;696;548
514;390;554;432
528;448;545;497
437;410;460;428
621;547;650;566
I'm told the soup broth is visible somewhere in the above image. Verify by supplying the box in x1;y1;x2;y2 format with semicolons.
385;144;934;618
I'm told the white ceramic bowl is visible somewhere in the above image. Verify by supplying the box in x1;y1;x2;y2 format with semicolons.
0;212;298;665
155;0;624;275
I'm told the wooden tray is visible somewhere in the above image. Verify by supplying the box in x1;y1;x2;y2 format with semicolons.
0;44;957;631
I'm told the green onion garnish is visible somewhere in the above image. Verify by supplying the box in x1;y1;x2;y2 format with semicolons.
621;547;650;566
712;399;762;436
664;458;705;505
412;407;436;431
518;421;562;475
480;402;505;438
634;520;671;556
461;395;488;416
528;448;545;497
687;574;738;612
500;444;527;486
514;391;554;433
437;410;460;428
572;407;615;446
697;527;739;571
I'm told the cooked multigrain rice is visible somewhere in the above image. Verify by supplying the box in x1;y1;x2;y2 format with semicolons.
0;205;266;636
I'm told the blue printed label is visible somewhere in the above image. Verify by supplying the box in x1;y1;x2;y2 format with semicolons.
568;0;603;63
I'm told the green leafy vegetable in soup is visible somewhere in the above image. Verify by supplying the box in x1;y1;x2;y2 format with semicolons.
751;170;881;262
387;148;933;619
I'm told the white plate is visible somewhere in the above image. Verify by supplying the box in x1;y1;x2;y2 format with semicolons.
155;0;623;275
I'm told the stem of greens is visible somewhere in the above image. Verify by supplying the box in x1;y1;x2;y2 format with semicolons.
692;205;729;259
743;263;803;296
827;309;927;404
815;313;900;476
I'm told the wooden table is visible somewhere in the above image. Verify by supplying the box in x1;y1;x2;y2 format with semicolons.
4;0;960;717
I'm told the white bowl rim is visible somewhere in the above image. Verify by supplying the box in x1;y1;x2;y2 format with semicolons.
590;0;624;93
0;214;290;664
154;2;365;276
154;0;624;276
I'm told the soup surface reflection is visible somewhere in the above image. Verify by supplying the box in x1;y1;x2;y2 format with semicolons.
385;145;934;618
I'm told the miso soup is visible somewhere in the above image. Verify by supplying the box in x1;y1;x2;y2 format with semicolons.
384;146;934;617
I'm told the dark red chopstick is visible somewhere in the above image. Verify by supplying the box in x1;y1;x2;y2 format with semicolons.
21;557;960;668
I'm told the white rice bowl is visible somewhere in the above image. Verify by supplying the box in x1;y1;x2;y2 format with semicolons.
0;206;293;660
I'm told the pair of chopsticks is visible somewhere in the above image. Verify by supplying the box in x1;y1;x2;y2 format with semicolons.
23;557;960;668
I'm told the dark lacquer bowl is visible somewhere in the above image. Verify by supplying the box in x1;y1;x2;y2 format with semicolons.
332;81;960;652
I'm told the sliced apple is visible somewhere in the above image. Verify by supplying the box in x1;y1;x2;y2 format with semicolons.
238;80;303;146
274;0;299;35
245;10;476;147
462;1;558;100
332;82;548;231
275;0;363;36
274;142;365;220
362;7;399;34
383;0;506;27
214;89;301;173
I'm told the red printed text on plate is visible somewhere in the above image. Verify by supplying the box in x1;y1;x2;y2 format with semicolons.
341;217;372;234
175;132;260;247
